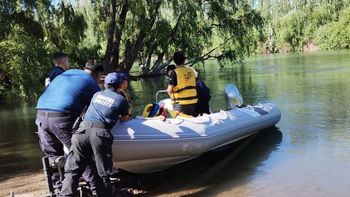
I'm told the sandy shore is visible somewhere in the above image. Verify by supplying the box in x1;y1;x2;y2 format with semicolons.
0;135;259;197
0;171;247;197
0;172;47;197
0;172;203;197
0;171;148;197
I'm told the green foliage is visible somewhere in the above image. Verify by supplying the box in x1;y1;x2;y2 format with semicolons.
315;6;350;50
0;1;89;100
5;0;350;101
273;9;307;52
40;2;88;67
0;0;44;40
104;0;264;73
254;0;350;53
0;26;48;100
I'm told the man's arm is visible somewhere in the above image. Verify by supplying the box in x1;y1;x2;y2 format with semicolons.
167;70;176;95
119;99;130;122
167;84;174;95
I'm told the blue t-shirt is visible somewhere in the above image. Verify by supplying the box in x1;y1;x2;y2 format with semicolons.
84;87;129;129
37;69;100;116
45;66;65;87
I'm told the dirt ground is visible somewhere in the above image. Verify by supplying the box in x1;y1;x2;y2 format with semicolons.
0;171;194;197
0;172;146;197
0;171;247;197
0;172;47;197
0;136;256;197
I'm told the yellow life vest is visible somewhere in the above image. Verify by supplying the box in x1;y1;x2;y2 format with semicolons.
171;67;198;105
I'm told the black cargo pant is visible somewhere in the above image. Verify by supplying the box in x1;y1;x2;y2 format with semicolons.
60;121;114;197
173;103;196;116
35;110;95;192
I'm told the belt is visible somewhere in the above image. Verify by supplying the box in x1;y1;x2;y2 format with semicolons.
80;121;106;129
37;110;69;117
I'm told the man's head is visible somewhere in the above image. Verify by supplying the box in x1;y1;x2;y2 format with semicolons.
52;52;69;70
84;59;104;81
166;64;176;77
173;51;185;66
104;72;128;90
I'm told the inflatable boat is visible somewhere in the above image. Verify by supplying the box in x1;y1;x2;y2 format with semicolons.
111;84;281;173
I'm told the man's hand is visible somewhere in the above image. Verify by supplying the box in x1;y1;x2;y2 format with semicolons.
119;115;129;122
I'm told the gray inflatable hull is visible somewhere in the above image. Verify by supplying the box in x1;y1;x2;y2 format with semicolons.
111;103;281;174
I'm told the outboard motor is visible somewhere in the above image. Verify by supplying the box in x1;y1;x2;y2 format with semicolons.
225;84;244;109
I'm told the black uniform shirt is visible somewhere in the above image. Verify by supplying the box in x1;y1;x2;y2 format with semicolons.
168;70;177;86
45;66;65;87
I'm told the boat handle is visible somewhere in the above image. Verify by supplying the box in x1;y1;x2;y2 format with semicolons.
156;90;169;103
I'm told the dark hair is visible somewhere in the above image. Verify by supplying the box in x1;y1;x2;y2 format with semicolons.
166;64;176;74
52;52;68;60
84;59;104;73
173;51;185;65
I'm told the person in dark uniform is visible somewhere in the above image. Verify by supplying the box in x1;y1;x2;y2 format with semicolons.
167;52;198;116
60;72;130;197
35;59;103;194
115;73;132;117
45;52;70;87
194;79;211;115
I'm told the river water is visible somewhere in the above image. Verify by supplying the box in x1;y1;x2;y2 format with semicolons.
1;51;350;196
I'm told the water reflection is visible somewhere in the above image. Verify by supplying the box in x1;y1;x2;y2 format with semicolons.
118;127;282;196
0;103;42;178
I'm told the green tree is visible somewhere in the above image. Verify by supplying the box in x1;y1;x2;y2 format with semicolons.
100;0;263;75
0;0;89;100
0;26;48;100
315;6;350;50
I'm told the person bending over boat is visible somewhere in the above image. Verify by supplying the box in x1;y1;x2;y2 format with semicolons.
166;63;211;116
60;72;130;197
45;52;70;87
167;51;198;116
36;59;103;194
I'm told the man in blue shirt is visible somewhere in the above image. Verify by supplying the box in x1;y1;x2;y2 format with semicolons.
36;59;103;194
60;72;129;197
45;52;70;87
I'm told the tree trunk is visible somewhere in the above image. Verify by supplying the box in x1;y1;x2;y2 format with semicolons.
103;1;129;73
121;1;161;73
103;0;117;73
110;2;128;72
138;15;184;76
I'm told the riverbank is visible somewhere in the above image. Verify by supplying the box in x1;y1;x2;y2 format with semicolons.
0;172;248;197
0;133;259;197
0;171;46;197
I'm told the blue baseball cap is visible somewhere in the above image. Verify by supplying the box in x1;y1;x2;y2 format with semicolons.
105;72;128;87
